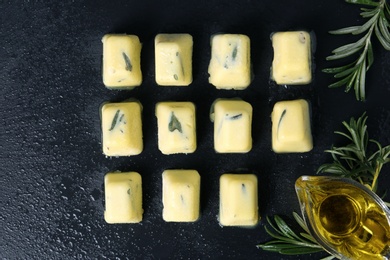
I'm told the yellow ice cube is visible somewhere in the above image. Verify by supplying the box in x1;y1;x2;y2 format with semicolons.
155;34;193;86
102;34;142;89
208;34;251;89
162;169;200;222
101;101;143;156
211;99;252;153
271;31;312;85
271;99;313;153
219;174;259;226
104;172;143;224
155;102;196;154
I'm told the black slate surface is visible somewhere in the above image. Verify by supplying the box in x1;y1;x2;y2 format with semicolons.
1;0;390;259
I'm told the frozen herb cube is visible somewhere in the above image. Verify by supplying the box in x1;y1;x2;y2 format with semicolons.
271;31;312;85
102;34;142;89
271;99;313;153
155;34;193;86
162;169;200;222
101;101;143;156
211;99;252;153
208;34;251;89
219;174;259;226
155;102;196;154
104;171;143;223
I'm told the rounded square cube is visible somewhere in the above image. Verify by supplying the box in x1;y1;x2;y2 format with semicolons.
271;99;313;153
271;31;312;85
219;174;259;226
102;34;142;89
162;169;200;222
155;34;193;86
211;99;252;153
101;101;143;156
208;34;251;90
104;172;143;224
155;102;196;154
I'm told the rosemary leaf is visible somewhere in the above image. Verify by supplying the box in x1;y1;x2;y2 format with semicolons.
334;67;357;78
317;163;349;175
279;247;324;255
258;244;322;255
367;41;374;69
331;35;367;53
378;16;390;41
358;59;366;100
228;113;243;120
334;130;354;141
109;110;120;131
168;112;182;133
122;52;133;71
321;256;336;260
300;233;321;244
274;215;301;240
353;67;361;100
293;212;310;233
352;13;379;34
345;0;378;6
324;148;352;157
361;8;379;17
265;216;284;237
264;226;296;243
375;23;390;49
329;26;360;34
326;46;362;60
345;70;358;93
322;63;354;73
361;7;374;11
328;74;354;88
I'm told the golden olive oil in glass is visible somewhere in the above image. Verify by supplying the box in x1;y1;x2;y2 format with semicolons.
296;176;390;260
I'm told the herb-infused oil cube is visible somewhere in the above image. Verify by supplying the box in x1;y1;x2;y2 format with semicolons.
271;99;313;153
101;101;143;156
210;99;252;153
104;171;143;224
219;174;259;226
155;34;193;86
208;34;251;90
155;102;196;154
102;34;142;89
162;169;200;222
271;31;312;85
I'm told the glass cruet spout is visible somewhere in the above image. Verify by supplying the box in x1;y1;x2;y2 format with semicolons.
295;175;390;260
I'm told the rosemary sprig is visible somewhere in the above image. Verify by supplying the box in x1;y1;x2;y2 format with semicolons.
258;113;390;257
323;0;390;101
317;112;390;197
257;213;324;255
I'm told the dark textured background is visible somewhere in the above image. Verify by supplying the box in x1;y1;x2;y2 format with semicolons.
1;0;389;259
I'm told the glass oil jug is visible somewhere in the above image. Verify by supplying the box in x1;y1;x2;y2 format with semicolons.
295;176;390;260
